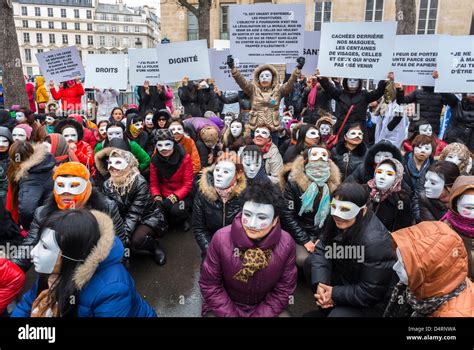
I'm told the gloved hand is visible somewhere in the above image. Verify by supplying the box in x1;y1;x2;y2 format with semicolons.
296;56;305;70
226;55;235;69
162;194;179;211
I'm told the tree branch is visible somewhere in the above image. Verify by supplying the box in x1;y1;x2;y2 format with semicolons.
176;0;199;17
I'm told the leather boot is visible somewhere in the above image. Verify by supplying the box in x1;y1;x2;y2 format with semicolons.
137;235;167;266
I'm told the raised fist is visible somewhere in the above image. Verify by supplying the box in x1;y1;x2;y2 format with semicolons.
226;55;235;69
296;57;305;70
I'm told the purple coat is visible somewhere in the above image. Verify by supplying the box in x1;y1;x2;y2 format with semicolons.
199;213;297;317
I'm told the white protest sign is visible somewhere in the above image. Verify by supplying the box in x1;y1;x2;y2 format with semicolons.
156;40;211;83
214;40;230;50
209;49;258;91
435;35;474;93
128;49;161;86
36;46;85;83
286;31;321;75
84;54;128;90
229;4;305;63
318;21;397;80
392;35;439;86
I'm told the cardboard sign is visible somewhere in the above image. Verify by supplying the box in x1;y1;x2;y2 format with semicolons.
84;54;128;90
286;31;321;75
209;49;258;91
128;49;161;86
36;46;85;83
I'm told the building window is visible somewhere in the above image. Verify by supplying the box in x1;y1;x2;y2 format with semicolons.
37;33;43;43
314;1;332;31
36;21;41;29
21;6;27;16
26;67;33;76
122;37;129;47
22;20;28;28
111;36;118;46
99;36;105;46
62;34;68;44
48;8;53;17
62;22;67;30
75;23;80;31
88;51;94;54
125;16;132;22
78;51;82;59
112;14;119;21
135;26;140;33
25;49;31;62
187;10;198;40
87;35;93;45
49;34;56;44
365;0;384;22
61;9;67;18
37;49;43;54
417;0;438;34
124;25;129;32
220;5;229;39
111;25;117;32
87;10;92;19
35;7;41;16
23;33;30;43
48;21;54;29
75;35;81;45
87;23;93;31
101;13;107;20
74;9;80;19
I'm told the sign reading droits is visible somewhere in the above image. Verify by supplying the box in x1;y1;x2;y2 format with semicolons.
36;46;85;83
84;54;128;90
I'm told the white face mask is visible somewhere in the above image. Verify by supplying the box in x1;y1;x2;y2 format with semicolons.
306;128;319;140
330;198;365;220
31;228;61;274
108;156;128;171
242;201;275;231
169;124;184;135
224;116;233;126
46;116;55;125
393;248;409;285
347;79;359;90
345;129;363;140
99;126;107;136
255;127;271;139
156;140;174;152
133;121;144;130
259;70;273;84
54;176;88;195
230;122;243;138
414;144;432;158
374;163;397;192
424;171;445;199
282;116;292;125
457;194;474;219
43;141;52;153
0;136;9;149
419;124;432;137
308;147;328;162
12;127;27;142
145;114;154;127
107;126;123;140
374;151;393;165
445;154;461;166
213;160;236;189
320;124;331;136
15;112;26;123
62;127;78;143
242;153;263;179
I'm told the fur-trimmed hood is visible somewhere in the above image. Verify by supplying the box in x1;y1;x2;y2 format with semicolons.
95;146;138;176
198;164;247;202
73;210;118;289
365;141;403;168
253;64;280;90
54;118;84;141
334;138;367;157
279;155;341;193
14;143;55;182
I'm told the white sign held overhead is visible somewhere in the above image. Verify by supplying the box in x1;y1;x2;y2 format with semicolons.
209;49;258;91
435;35;474;93
156;40;211;83
318;21;397;80
128;49;161;86
229;4;305;63
36;46;85;83
286;31;321;75
213;40;230;50
84;54;128;90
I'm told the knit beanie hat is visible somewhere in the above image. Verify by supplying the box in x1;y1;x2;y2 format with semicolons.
200;126;219;147
0;126;12;143
13;124;33;140
153;129;174;143
53;161;90;181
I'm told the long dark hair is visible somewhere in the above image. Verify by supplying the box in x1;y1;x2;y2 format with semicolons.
427;161;460;188
225;118;244;148
7;141;34;208
38;209;101;317
286;124;319;162
103;121;130;149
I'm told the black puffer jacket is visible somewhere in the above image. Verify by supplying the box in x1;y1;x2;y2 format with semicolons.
280;156;341;246
178;83;201;117
418;193;448;222
0;197;22;246
442;94;474;151
218;91;251;112
305;212;397;310
198;84;222;114
331;140;367;182
0;153;8;202
12;189;126;272
192;165;247;254
137;86;166;113
396;87;448;134
284;77;306;117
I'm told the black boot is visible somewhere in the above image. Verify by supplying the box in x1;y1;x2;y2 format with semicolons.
138;235;167;266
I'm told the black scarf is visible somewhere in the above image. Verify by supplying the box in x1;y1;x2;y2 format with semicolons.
151;144;185;180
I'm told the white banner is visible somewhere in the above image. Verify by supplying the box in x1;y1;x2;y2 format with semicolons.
128;49;161;86
392;35;439;87
286;31;321;75
84;54;128;90
209;49;258;91
156;40;211;83
36;46;85;83
213;39;230;50
229;4;305;63
318;21;397;80
435;35;474;93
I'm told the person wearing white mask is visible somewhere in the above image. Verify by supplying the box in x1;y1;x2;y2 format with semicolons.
252;125;283;184
0;126;12;201
125;113;148;151
223;119;246;152
240;145;268;186
404;135;436;194
168;119;201;174
94;87;119;118
193;152;247;257
11;125;32;143
384;221;473;317
439;142;472;175
402;119;448;157
304;182;396;317
199;179;297;317
43;113;57;134
283;124;321;163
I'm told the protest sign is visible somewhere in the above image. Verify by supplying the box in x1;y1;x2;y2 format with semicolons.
213;40;230;50
209;49;258;91
129;49;161;86
435;35;474;93
392;35;439;86
286;31;321;75
84;54;128;90
229;4;305;63
36;46;85;83
156;40;211;83
318;21;397;80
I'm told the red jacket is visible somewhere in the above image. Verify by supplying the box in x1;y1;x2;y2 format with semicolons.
68;115;97;149
50;83;85;111
25;82;36;113
402;136;447;157
150;153;193;200
74;140;96;177
0;258;25;314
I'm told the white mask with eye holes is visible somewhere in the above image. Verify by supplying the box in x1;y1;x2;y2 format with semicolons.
306;128;319;140
308;147;328;162
15;112;26;123
0;136;9;149
242;153;263;179
330;198;365;220
241;201;275;231
457;194;474;219
169;124;184;135
156;140;174;152
62;127;78;143
419;124;432;137
393;248;409;285
414;144;432;158
108;156;129;171
213;160;236;189
12;127;27;142
145;114;154;127
224;116;233;126
259;70;273;84
374;151;393;165
319;124;331;136
282;116;292;125
445;153;461;166
424;171;445;199
133;121;144;130
345;129;363;140
255;127;271;139
347;79;360;90
374;163;397;192
45;116;55;125
230;122;243;138
107;126;123;141
99;126;107;136
54;176;88;195
31;228;61;274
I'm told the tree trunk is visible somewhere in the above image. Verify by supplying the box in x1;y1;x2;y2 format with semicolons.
197;0;211;46
395;0;417;35
0;0;29;108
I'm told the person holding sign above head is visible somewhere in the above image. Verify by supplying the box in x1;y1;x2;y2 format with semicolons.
49;78;85;113
226;55;305;133
137;81;167;114
94;87;119;119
